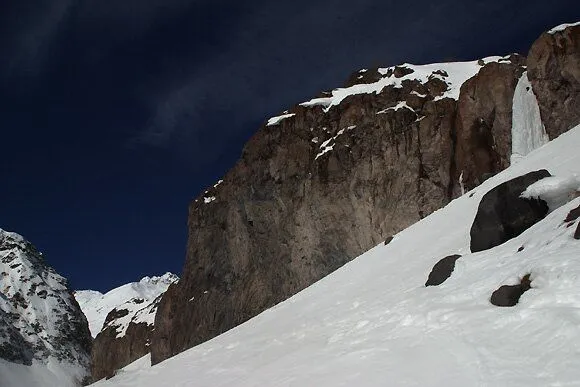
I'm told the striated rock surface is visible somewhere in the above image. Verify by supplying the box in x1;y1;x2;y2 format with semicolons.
150;56;526;364
454;55;526;191
151;24;580;364
527;24;580;139
0;228;91;385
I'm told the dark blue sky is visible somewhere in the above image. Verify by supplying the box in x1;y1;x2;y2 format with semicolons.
1;0;578;292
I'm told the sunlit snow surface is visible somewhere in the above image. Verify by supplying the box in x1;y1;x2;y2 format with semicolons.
95;124;580;387
548;21;580;34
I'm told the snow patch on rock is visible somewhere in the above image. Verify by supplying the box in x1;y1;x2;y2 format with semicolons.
75;273;178;338
548;21;580;34
300;56;507;112
522;174;580;211
266;113;296;126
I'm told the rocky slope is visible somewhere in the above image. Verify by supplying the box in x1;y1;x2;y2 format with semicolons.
150;23;580;364
75;273;177;381
0;228;92;386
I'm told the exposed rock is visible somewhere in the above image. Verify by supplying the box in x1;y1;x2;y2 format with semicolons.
564;204;580;222
91;296;161;381
454;55;526;192
80;274;178;382
470;170;551;252
490;274;532;307
151;57;524;364
0;229;91;382
527;24;580;139
575;223;580;240
151;26;580;364
425;254;462;286
384;236;394;245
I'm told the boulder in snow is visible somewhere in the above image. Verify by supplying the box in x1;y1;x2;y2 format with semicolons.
470;170;551;252
575;223;580;240
425;254;462;286
490;274;532;307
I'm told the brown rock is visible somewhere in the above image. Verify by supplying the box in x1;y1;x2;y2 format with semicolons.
151;70;463;364
91;296;162;382
454;57;526;192
527;25;580;139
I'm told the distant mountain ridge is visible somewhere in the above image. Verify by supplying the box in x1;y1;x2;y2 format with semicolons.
75;273;178;338
75;273;178;382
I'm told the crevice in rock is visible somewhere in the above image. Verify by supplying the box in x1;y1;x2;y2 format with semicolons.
448;108;458;201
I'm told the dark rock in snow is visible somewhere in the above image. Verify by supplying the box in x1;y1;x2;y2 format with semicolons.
490;274;532;307
564;204;580;223
575;223;580;240
470;170;551;252
384;236;394;246
425;254;462;286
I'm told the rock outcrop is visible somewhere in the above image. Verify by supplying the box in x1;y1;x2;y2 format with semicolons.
151;24;580;364
425;254;462;286
527;24;580;139
91;296;160;381
470;170;550;253
454;56;526;191
0;229;91;385
76;273;177;381
490;274;532;307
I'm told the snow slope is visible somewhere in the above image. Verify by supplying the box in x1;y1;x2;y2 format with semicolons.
94;123;580;387
75;273;177;338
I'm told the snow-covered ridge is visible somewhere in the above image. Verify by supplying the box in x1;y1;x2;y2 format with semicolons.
0;229;91;386
298;56;510;112
75;272;178;337
548;21;580;34
95;123;580;387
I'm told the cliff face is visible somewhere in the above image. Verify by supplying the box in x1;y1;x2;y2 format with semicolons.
527;24;580;139
90;296;159;381
151;25;580;364
75;273;177;382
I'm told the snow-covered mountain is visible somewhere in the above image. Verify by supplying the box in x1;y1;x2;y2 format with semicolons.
0;229;91;387
75;273;178;338
74;273;178;381
94;121;580;386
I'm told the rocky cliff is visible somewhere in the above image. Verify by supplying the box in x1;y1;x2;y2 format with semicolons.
0;228;92;386
151;23;580;364
75;273;177;382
